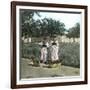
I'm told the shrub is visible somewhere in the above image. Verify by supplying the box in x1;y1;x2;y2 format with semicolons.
21;42;80;68
59;43;80;68
21;42;41;60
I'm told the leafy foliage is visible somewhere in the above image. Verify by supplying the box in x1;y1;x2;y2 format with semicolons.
20;10;66;38
40;18;66;37
67;23;80;38
66;23;80;38
60;43;80;68
21;42;80;68
20;9;41;37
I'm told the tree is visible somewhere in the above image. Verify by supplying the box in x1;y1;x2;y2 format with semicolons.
40;18;66;37
66;23;80;39
31;20;42;37
20;9;41;38
20;10;66;39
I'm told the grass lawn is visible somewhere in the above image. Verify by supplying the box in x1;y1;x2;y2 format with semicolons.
20;58;80;79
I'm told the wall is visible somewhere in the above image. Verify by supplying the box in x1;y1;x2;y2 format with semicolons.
0;0;89;90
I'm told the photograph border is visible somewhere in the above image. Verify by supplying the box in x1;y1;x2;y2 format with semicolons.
11;1;88;89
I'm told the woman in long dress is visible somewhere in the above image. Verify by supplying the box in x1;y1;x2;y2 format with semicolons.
50;42;59;63
40;44;48;63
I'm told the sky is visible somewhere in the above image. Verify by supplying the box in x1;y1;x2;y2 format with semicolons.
33;11;81;29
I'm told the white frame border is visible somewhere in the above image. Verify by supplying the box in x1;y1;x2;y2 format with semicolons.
16;5;85;85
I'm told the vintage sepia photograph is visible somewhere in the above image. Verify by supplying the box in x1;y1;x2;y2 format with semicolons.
11;1;87;89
